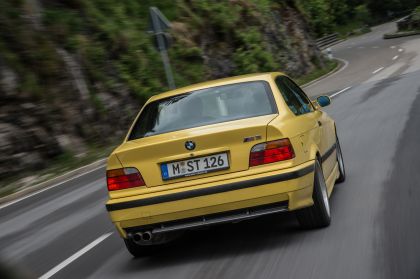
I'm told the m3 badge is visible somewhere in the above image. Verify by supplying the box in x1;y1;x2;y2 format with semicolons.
243;135;262;142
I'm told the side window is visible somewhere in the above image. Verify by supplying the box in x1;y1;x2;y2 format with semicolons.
275;76;313;115
284;78;314;113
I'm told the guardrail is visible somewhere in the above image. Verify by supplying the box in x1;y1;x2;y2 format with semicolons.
316;33;340;50
396;14;413;31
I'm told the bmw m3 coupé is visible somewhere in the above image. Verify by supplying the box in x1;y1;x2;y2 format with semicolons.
105;72;346;257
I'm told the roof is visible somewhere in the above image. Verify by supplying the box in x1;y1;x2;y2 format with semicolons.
148;72;285;102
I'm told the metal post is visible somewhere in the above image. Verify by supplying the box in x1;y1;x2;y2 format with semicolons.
150;8;176;89
159;48;175;90
326;47;333;60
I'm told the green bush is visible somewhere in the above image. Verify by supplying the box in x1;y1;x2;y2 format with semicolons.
412;6;420;21
295;0;334;37
233;28;277;74
354;4;371;25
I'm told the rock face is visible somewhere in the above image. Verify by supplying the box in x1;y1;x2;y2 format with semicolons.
171;1;322;79
0;0;324;180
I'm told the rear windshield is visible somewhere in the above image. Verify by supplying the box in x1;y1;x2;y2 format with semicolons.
128;81;277;140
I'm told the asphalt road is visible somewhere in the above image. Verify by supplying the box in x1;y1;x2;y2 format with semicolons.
1;21;420;279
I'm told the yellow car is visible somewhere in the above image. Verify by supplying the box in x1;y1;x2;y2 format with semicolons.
105;72;345;257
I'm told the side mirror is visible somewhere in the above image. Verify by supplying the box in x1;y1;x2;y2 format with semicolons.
316;95;331;107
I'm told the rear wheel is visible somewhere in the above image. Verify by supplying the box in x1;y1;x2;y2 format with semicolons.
297;160;331;229
336;138;346;183
124;238;160;258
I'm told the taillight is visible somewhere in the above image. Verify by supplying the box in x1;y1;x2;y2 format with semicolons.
249;139;295;167
106;167;145;191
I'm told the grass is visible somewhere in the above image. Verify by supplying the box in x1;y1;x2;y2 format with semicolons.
295;59;338;86
0;144;118;198
334;21;371;39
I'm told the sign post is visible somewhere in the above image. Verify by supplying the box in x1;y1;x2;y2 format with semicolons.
148;7;176;89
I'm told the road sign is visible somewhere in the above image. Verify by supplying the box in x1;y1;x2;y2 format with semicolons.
148;7;175;89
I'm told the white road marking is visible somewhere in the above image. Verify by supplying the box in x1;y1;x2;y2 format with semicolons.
330;86;352;98
365;62;404;84
398;48;403;52
393;55;399;60
372;46;379;49
39;233;113;279
390;46;396;49
358;46;365;49
372;67;384;74
0;164;105;210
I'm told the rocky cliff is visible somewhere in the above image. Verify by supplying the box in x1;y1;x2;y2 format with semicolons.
0;0;325;180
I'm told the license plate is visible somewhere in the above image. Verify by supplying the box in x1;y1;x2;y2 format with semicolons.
161;153;229;180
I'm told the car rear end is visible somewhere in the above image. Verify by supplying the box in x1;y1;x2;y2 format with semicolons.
105;74;315;240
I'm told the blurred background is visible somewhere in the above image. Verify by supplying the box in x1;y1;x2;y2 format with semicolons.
0;0;419;193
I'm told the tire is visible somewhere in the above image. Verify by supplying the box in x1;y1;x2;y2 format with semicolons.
336;138;346;183
297;160;331;229
124;238;160;258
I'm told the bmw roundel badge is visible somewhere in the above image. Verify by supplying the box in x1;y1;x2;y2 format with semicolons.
185;141;196;151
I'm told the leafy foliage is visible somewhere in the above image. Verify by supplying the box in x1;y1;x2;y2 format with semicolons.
412;6;420;22
233;27;277;74
295;0;334;36
295;0;418;37
367;0;417;19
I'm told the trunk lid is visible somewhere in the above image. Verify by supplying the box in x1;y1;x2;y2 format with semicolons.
114;114;277;187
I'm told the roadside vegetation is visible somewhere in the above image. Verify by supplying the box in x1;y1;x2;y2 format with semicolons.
295;59;338;86
296;0;417;38
0;144;116;198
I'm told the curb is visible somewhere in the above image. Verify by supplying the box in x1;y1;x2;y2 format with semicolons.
302;58;345;88
0;158;106;207
383;30;420;39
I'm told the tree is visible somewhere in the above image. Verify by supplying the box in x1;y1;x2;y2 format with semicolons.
367;0;418;18
295;0;334;37
330;0;350;24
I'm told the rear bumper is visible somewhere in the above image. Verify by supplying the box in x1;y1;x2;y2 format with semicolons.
106;160;315;238
128;201;289;235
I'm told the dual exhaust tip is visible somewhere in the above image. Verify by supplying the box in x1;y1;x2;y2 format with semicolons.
131;231;153;243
